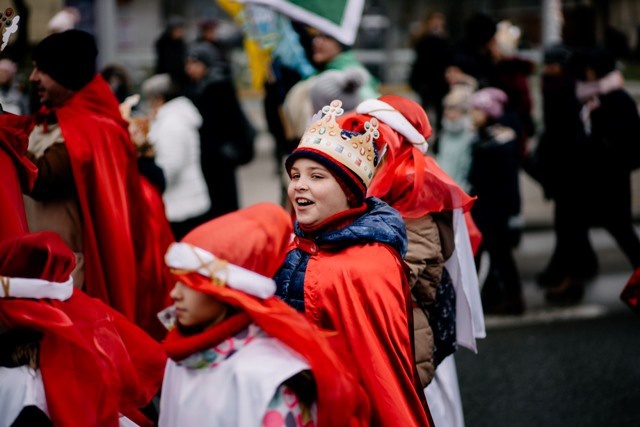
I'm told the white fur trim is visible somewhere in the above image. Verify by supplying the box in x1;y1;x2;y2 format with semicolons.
356;99;429;153
165;243;276;299
0;276;73;300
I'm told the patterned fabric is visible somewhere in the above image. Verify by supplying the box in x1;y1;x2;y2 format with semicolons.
263;385;316;427
179;324;264;369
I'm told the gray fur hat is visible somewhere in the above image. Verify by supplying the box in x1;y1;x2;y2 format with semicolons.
309;67;369;113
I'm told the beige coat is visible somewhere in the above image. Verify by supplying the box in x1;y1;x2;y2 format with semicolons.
404;212;454;387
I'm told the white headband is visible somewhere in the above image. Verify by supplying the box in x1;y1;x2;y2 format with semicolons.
165;243;276;299
0;275;74;300
356;99;429;153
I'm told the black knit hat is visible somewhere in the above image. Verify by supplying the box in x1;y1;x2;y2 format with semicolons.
32;30;98;91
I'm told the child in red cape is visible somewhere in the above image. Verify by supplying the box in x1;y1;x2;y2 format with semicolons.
158;202;369;427
0;232;166;427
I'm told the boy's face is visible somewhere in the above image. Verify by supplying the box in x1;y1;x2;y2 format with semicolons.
170;281;227;328
288;157;350;228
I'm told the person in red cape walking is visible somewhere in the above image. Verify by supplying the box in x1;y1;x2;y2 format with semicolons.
23;29;174;340
158;202;369;427
340;95;485;427
0;232;167;427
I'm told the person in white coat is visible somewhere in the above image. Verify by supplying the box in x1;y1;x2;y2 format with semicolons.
142;73;211;240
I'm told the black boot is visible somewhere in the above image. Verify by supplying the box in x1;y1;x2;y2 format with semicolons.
545;276;585;306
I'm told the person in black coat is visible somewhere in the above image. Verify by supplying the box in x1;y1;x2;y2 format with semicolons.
531;44;599;298
547;47;640;304
154;16;188;86
409;11;453;134
184;42;254;219
468;87;524;315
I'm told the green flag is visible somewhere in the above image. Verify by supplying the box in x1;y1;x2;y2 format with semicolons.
238;0;365;45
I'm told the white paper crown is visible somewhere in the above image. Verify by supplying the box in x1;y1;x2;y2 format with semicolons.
164;242;276;299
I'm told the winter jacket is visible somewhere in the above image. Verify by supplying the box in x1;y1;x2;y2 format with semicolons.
148;96;210;222
404;214;444;386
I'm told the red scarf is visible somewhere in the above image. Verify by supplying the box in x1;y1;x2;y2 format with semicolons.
163;312;252;362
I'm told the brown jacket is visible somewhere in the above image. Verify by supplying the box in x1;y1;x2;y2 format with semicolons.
404;212;454;387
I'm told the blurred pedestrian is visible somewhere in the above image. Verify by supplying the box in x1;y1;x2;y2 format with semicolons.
154;16;188;86
468;87;524;315
342;95;484;427
409;11;453;134
196;18;232;70
0;232;166;427
529;44;598;296
307;27;378;99
184;41;255;218
0;58;28;114
274;100;433;425
158;202;369;426
455;14;532;156
141;73;211;240
552;46;640;303
101;63;133;104
455;12;500;89
492;20;536;157
24;29;175;339
436;85;476;191
119;93;167;195
46;6;79;34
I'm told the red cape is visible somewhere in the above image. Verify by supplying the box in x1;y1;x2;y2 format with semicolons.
42;75;175;339
0;113;37;239
0;232;166;427
301;242;432;426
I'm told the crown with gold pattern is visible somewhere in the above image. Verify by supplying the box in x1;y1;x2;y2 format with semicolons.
297;99;381;187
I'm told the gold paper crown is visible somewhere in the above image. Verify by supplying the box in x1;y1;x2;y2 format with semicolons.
298;99;380;187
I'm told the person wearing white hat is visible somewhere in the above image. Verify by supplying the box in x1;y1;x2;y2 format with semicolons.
341;94;483;427
158;202;369;427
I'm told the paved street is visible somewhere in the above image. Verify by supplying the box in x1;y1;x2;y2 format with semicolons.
237;99;640;426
